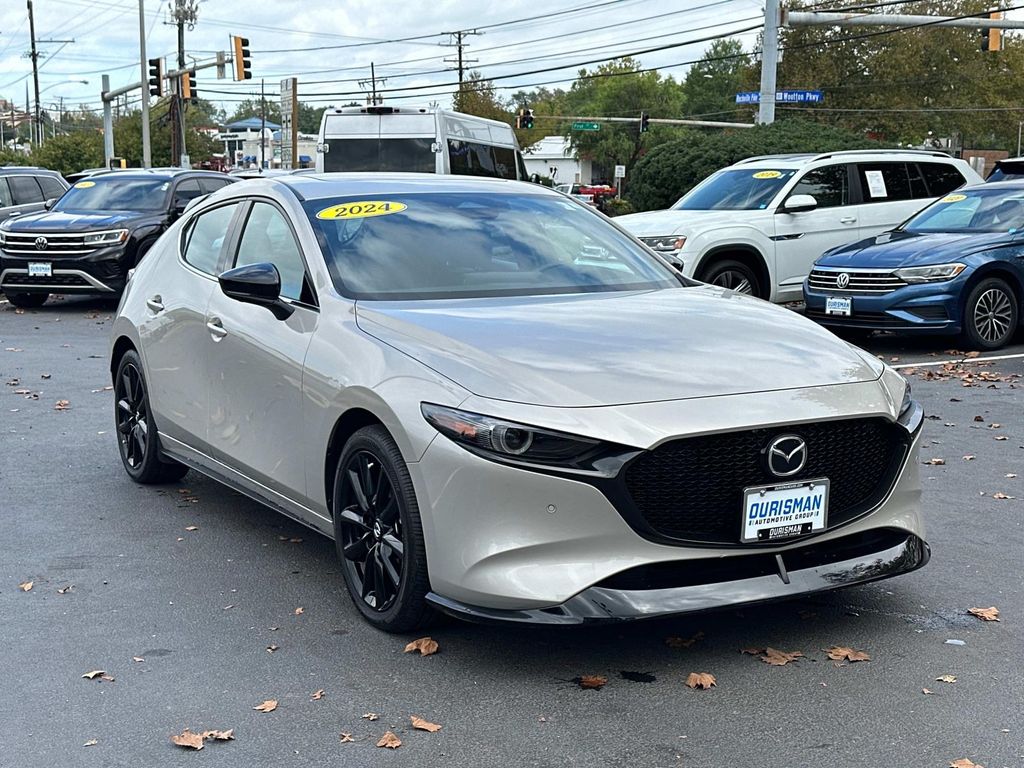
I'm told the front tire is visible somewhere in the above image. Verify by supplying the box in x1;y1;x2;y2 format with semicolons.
5;292;49;308
114;350;189;484
332;425;433;632
701;259;762;297
962;277;1018;350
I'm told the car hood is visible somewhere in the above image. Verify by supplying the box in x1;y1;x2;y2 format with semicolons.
817;229;1014;269
1;210;155;232
615;208;744;237
355;287;882;407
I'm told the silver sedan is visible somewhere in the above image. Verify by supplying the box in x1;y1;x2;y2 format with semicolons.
110;174;927;632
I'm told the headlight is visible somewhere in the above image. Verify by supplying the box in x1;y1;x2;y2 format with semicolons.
640;235;686;253
422;403;618;471
83;229;129;245
894;263;966;283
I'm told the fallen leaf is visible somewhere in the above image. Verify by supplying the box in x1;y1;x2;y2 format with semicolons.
923;458;945;465
826;646;871;662
376;731;402;749
132;656;145;663
994;435;1008;441
266;645;279;653
362;712;379;721
18;581;33;592
54;399;71;411
992;493;1015;500
1006;473;1018;479
57;584;73;594
184;526;198;532
950;760;983;768
339;733;354;743
170;729;205;750
964;351;981;359
974;415;985;422
99;674;115;682
201;729;234;741
83;739;98;747
665;631;704;648
82;670;106;679
310;689;325;701
253;699;278;713
989;423;1002;429
685;672;716;689
963;455;976;461
288;537;302;543
745;647;804;666
935;674;957;683
968;606;1000;622
40;373;50;379
577;675;607;690
294;607;304;616
922;688;933;695
410;715;442;732
404;637;439;656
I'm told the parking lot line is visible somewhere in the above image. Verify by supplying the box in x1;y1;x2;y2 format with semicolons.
892;352;1024;369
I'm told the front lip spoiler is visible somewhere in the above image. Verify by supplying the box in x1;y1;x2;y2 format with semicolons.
426;533;929;625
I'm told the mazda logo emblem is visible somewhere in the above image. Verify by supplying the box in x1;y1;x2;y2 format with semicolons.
766;435;808;477
34;236;48;251
836;272;850;289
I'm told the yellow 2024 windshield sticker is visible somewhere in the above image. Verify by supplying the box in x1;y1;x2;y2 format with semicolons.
316;201;407;220
941;193;967;203
752;170;782;179
74;180;96;188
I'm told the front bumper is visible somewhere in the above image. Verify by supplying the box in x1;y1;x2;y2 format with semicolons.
428;530;929;624
0;245;130;295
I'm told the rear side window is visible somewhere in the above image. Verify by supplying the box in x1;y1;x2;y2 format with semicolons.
0;178;12;207
182;203;239;275
200;177;231;194
8;176;44;205
788;165;849;208
37;175;67;200
173;179;204;210
920;163;967;195
448;140;517;180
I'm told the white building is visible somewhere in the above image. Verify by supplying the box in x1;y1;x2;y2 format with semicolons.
522;135;591;185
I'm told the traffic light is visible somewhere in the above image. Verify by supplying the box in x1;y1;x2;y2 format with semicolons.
147;57;163;98
639;111;650;133
524;108;534;129
181;72;195;101
232;35;252;80
981;11;1002;52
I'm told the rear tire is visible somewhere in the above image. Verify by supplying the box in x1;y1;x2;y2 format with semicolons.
701;259;762;298
114;350;189;484
962;277;1018;350
5;292;49;308
332;425;433;633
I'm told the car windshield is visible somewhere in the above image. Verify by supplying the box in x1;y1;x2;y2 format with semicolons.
902;187;1024;233
672;168;797;210
55;177;170;212
304;192;681;300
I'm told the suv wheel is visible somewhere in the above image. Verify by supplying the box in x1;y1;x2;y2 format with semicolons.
5;292;49;309
963;277;1018;350
701;259;762;297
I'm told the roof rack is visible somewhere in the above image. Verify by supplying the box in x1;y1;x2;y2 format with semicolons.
734;154;816;164
736;148;953;166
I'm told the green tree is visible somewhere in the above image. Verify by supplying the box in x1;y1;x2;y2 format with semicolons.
681;39;753;122
509;86;569;149
454;72;512;123
31;132;105;176
298;102;328;134
226;97;281;126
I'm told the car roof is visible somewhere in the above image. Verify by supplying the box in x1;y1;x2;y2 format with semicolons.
0;166;62;176
966;178;1024;191
263;172;557;201
77;168;227;181
733;149;960;169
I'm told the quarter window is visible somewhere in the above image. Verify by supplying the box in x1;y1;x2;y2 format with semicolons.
919;163;967;196
173;179;204;210
200;177;231;195
788;165;849;208
8;176;44;205
182;203;239;275
37;175;67;200
233;202;310;303
0;178;12;207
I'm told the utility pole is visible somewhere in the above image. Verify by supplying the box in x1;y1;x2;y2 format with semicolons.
260;78;266;169
444;29;479;110
26;0;74;146
757;0;780;125
102;74;114;165
138;0;151;167
359;63;386;105
167;0;197;166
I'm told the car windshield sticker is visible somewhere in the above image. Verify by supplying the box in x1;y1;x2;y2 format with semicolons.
752;170;782;179
74;181;96;188
941;193;967;203
864;170;888;198
316;201;408;220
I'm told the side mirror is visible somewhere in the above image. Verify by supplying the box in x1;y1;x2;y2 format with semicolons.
218;262;294;320
44;198;57;210
782;194;818;214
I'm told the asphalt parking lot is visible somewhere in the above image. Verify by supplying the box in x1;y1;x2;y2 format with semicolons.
2;294;1022;768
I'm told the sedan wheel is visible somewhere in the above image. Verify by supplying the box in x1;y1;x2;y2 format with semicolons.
333;425;432;632
701;259;761;297
963;277;1018;350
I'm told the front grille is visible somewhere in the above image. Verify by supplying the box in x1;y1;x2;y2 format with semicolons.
1;231;101;256
805;308;906;328
622;418;908;545
1;272;90;287
808;269;906;294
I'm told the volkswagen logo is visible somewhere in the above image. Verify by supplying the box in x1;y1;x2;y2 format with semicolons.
836;272;850;289
34;236;48;251
766;435;808;478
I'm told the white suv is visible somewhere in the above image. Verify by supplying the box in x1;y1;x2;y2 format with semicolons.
617;150;983;302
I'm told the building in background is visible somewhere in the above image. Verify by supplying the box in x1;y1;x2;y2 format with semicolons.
522;135;590;185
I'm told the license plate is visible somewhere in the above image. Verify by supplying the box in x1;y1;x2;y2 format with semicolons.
742;479;829;543
28;262;52;277
825;296;852;316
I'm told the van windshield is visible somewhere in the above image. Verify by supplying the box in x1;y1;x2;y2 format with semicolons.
324;138;435;173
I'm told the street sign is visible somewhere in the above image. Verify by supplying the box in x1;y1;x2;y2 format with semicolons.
614;164;626;178
572;121;601;131
279;77;298;170
735;90;824;104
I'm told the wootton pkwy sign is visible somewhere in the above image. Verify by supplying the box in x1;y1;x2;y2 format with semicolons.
735;90;824;104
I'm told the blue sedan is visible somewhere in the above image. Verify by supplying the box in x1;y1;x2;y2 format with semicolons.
804;181;1024;349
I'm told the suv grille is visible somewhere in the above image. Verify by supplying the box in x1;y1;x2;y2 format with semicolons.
1;232;101;257
622;418;908;545
808;269;906;294
1;272;90;288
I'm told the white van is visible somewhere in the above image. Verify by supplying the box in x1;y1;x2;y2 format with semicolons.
316;104;528;179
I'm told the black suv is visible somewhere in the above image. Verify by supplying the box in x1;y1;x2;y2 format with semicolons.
0;168;234;307
0;166;69;226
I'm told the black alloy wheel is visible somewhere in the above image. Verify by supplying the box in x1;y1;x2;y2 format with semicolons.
333;425;432;632
114;350;189;484
963;277;1018;350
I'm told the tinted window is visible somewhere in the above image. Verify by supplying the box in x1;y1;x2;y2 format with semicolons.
233;202;308;302
920;163;967;195
304;192;679;300
56;177;170;212
37;175;67;200
183;203;239;275
447;141;518;180
9;176;44;205
199;177;231;194
324;138;435;173
0;178;12;207
904;187;1024;233
673;169;797;210
789;165;848;208
857;163;916;202
173;179;204;209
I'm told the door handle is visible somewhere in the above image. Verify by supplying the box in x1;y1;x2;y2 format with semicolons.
206;317;227;341
146;295;164;312
840;217;857;224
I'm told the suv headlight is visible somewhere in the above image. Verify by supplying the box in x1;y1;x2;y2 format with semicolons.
83;229;129;246
894;263;966;283
640;235;686;253
0;229;6;244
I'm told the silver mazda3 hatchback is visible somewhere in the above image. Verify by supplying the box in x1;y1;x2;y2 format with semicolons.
110;174;927;631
